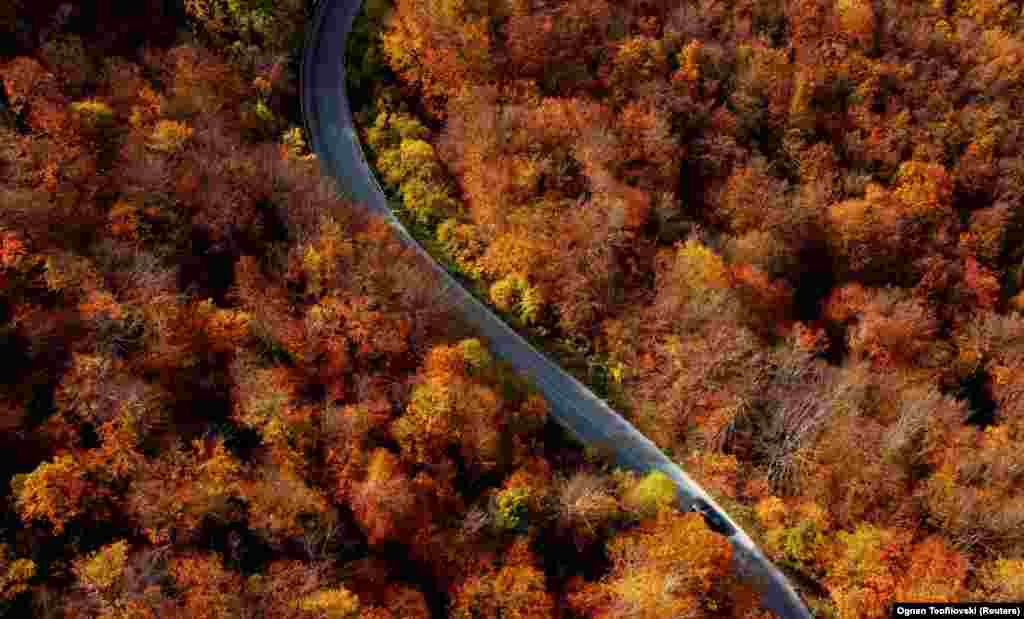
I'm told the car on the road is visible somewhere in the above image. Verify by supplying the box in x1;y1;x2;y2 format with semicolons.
689;499;736;537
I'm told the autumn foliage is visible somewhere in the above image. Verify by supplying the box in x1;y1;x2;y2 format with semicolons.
334;0;1024;614
0;8;748;614
8;0;1024;616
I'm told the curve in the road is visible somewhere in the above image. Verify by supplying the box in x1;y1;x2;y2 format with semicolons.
301;2;812;617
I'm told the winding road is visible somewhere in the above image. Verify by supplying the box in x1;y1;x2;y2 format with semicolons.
301;1;812;617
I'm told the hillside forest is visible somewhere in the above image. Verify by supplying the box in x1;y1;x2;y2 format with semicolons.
0;0;1022;618
351;0;1024;616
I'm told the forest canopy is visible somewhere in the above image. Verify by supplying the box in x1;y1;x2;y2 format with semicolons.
0;1;772;618
350;0;1024;616
3;0;1024;617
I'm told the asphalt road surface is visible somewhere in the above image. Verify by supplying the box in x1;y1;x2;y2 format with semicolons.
301;1;813;617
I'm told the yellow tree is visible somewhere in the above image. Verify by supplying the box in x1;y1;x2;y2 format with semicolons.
73;540;131;608
825;524;913;619
892;161;954;225
621;470;678;519
183;0;305;52
755;496;831;576
450;539;554;619
12;453;110;534
0;544;34;604
293;586;361;618
568;511;736;618
371;126;458;224
381;0;496;114
230;361;317;474
391;341;505;475
651;239;734;330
